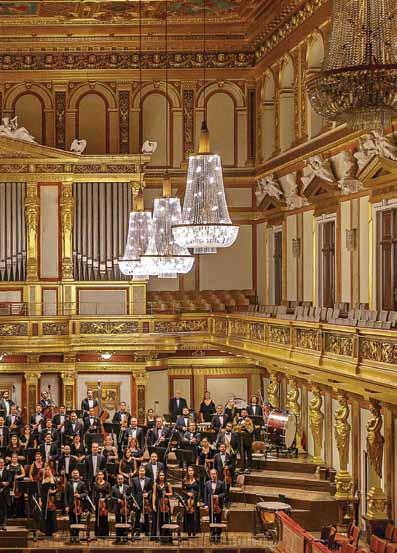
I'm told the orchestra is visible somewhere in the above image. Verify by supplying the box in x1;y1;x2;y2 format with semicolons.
0;387;290;544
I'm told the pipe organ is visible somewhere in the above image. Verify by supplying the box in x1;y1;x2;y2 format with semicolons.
72;182;131;280
0;182;26;281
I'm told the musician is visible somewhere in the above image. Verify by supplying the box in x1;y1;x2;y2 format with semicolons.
0;417;10;447
0;391;14;418
5;435;25;464
182;422;201;460
233;408;253;473
211;404;227;433
247;395;262;417
151;470;173;543
83;407;101;435
40;390;51;411
215;422;239;455
39;465;57;536
58;445;78;480
20;424;36;449
199;391;216;423
147;417;170;448
213;443;234;491
30;404;44;439
127;437;144;462
5;405;23;436
145;408;156;430
70;434;86;462
0;458;11;530
64;411;84;443
117;418;130;457
175;407;194;438
119;447;137;484
127;417;144;449
145;452;165;483
65;469;87;544
224;398;237;422
131;465;152;537
29;451;45;483
38;419;59;446
111;473;131;544
204;469;227;543
8;452;25;517
198;437;214;469
102;435;118;464
85;442;106;483
52;404;68;437
93;471;110;537
183;465;200;537
112;402;131;426
169;390;188;421
81;389;98;414
40;434;58;465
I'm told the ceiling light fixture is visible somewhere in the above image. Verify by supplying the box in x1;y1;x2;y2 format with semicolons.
100;351;113;361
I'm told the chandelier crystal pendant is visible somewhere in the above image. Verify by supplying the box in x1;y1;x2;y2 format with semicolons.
172;121;239;254
306;0;397;131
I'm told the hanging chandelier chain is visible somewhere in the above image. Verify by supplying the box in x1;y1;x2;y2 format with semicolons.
165;0;169;175
203;0;207;120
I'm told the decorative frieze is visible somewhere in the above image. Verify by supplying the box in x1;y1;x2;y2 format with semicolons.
213;318;228;337
42;323;69;336
118;91;130;154
295;328;321;351
154;319;208;333
80;321;139;335
360;338;397;365
229;319;265;342
324;333;354;357
0;323;28;336
55;91;66;150
269;325;290;345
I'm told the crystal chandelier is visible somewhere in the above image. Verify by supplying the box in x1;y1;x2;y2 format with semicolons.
142;178;194;278
306;0;397;131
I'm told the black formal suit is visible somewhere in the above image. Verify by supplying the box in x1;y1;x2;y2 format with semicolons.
111;483;131;540
0;426;10;447
83;415;101;434
5;414;23;435
125;426;144;449
0;467;11;527
38;428;59;446
169;396;188;420
58;454;78;478
211;414;228;432
175;414;195;433
64;420;84;441
81;398;98;413
39;443;59;464
52;413;68;428
112;411;131;425
145;461;165;483
30;414;45;432
247;405;263;417
215;431;239;453
213;452;233;478
147;426;170;447
0;399;14;417
204;479;227;540
66;479;87;539
85;453;107;482
131;476;152;535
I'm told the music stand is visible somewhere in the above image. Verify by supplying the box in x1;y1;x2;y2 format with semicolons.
76;463;87;480
85;433;103;450
106;463;119;479
148;446;167;463
103;422;119;436
25;448;39;464
175;448;196;468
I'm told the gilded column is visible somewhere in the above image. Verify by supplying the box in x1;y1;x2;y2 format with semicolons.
366;400;388;520
24;370;40;418
273;64;281;156
60;179;74;281
62;353;76;410
267;371;279;408
309;385;324;465
334;392;353;499
25;182;40;281
286;377;304;452
182;84;195;162
134;369;148;426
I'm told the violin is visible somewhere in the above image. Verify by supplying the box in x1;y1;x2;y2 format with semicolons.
99;497;108;517
74;495;83;516
224;466;232;486
120;494;129;518
47;486;57;512
159;495;170;513
212;494;222;514
187;494;195;514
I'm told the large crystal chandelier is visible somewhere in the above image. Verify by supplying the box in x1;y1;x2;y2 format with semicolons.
142;178;194;278
306;0;397;131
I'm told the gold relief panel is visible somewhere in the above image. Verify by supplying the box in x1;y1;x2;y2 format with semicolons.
269;325;290;346
42;322;69;336
0;323;28;336
154;319;208;333
79;321;139;335
295;328;321;351
213;318;228;337
229;320;265;342
28;383;37;414
86;381;120;413
324;333;354;357
64;384;74;411
360;338;397;365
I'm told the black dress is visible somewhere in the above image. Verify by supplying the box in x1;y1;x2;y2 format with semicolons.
40;482;57;536
93;481;110;537
151;483;172;542
183;479;200;536
199;401;216;423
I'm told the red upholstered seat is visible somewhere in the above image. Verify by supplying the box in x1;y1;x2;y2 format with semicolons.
341;543;357;553
385;524;395;542
386;544;397;553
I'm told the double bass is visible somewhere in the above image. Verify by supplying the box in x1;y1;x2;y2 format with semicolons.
93;381;109;432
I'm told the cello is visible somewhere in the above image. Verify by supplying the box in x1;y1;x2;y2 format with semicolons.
93;381;109;434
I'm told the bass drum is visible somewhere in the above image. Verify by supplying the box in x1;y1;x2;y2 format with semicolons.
265;409;297;449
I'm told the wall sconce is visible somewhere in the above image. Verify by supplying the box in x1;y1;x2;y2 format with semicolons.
100;351;113;361
0;353;6;362
345;229;357;252
292;238;301;258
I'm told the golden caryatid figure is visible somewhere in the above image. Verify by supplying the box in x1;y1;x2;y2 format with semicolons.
267;371;279;408
309;385;324;465
366;400;384;480
287;378;303;452
334;393;351;472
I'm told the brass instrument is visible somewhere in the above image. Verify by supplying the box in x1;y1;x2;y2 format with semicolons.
232;415;254;434
223;432;235;455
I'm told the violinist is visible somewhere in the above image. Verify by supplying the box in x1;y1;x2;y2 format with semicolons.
182;465;200;537
151;470;173;543
8;452;25;517
145;408;156;430
0;417;9;447
93;471;110;537
127;436;144;462
111;473;131;544
39;434;58;466
119;448;137;485
5;435;25;464
39;465;57;537
81;390;98;415
102;435;118;464
58;445;78;480
38;420;59;446
64;411;84;444
65;469;87;544
0;458;11;530
131;465;152;537
85;442;106;484
213;443;233;492
29;451;45;484
204;468;226;543
5;405;23;436
30;404;44;441
83;407;101;435
145;452;165;484
20;424;36;449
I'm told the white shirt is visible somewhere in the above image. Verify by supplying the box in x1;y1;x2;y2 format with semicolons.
140;478;145;491
92;455;97;475
73;481;78;492
65;457;70;473
211;482;217;492
152;464;157;480
176;399;180;408
119;485;123;494
45;444;51;459
88;399;94;408
219;416;223;425
221;454;226;465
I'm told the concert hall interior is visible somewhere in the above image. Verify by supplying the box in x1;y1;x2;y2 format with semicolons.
0;0;396;552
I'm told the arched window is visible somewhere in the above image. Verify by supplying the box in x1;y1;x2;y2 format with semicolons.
78;93;108;154
260;73;276;161
279;56;295;152
14;93;44;144
142;92;171;167
306;33;325;138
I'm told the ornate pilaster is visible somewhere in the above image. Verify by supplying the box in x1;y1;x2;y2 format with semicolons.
25;182;40;281
60;179;74;281
61;353;76;410
309;384;324;465
119;90;130;154
55;91;66;150
334;392;353;500
134;368;148;426
365;400;388;520
182;85;195;161
273;64;281;156
24;369;40;417
267;371;280;408
286;377;304;452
